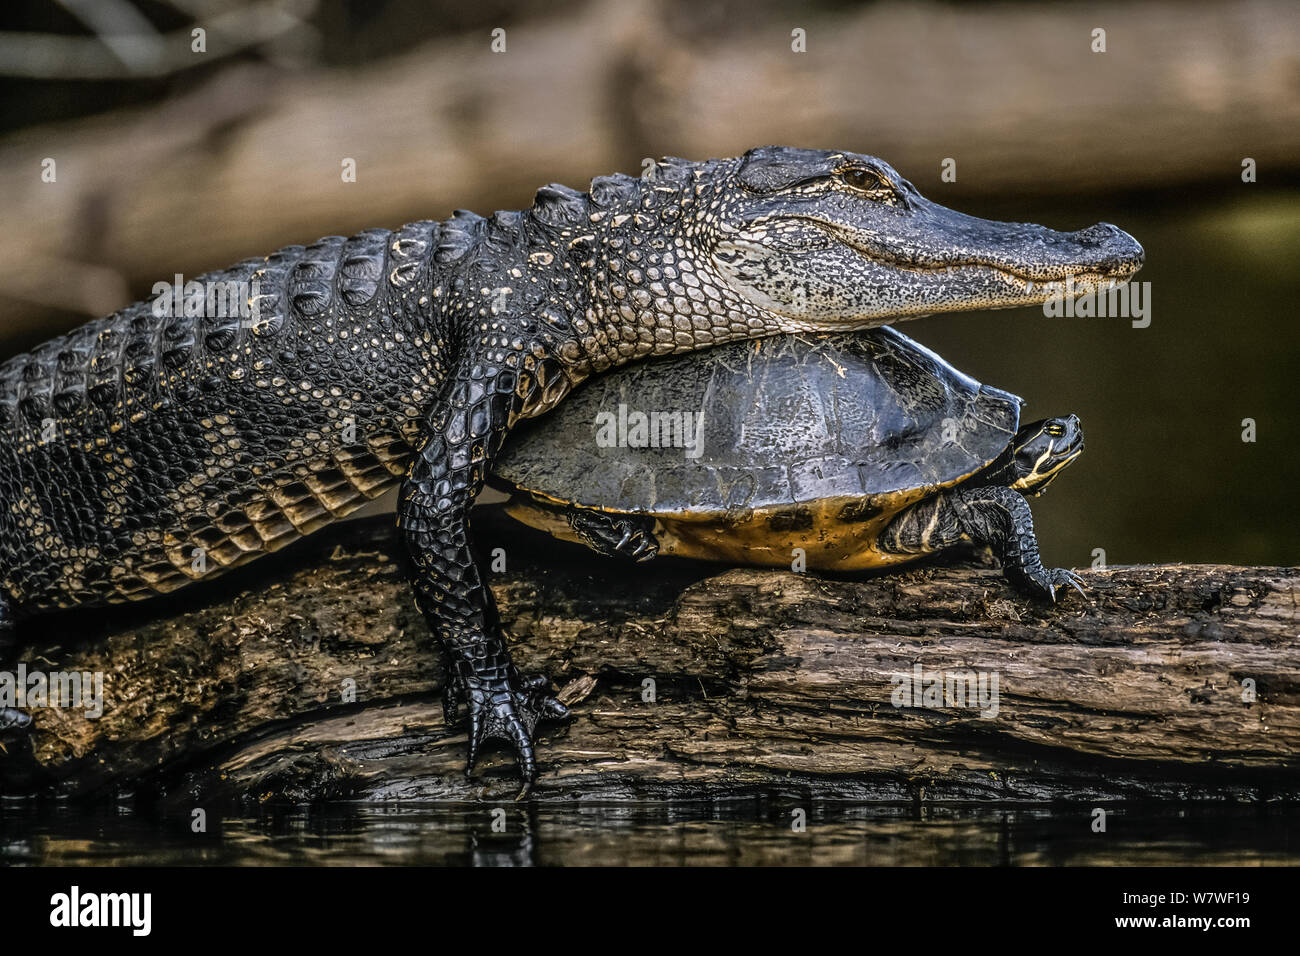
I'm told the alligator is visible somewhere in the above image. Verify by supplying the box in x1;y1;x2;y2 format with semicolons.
0;147;1143;790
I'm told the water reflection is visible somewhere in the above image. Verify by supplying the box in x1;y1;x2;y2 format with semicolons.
2;801;1295;866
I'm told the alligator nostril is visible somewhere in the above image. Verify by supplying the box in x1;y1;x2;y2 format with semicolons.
1085;223;1144;268
1076;223;1115;245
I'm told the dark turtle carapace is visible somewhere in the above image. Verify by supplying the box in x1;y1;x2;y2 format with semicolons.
493;327;1086;601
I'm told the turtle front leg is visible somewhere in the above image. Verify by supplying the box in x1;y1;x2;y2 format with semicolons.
400;355;569;793
565;507;659;561
879;485;1085;602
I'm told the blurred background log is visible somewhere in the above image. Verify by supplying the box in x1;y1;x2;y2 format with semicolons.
1;0;1298;344
5;511;1297;803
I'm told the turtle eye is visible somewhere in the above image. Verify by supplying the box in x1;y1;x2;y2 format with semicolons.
840;168;886;192
1045;423;1066;438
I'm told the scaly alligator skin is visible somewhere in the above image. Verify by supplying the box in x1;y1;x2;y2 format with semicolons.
0;147;1143;788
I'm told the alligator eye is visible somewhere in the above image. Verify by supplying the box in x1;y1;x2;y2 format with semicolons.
841;168;884;191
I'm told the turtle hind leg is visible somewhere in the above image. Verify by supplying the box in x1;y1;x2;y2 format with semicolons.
564;507;659;562
879;486;1084;603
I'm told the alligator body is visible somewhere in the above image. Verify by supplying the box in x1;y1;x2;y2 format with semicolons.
0;147;1143;787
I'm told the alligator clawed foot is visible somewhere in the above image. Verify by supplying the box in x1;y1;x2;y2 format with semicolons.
442;668;467;726
464;674;569;796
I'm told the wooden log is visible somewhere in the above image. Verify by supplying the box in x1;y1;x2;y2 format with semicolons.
3;510;1296;804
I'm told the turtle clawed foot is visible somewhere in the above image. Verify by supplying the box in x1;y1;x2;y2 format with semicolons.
464;674;570;797
618;527;659;562
565;509;659;562
1050;568;1088;602
1018;567;1087;603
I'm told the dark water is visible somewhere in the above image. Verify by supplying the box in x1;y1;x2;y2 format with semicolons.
2;802;1297;866
914;189;1300;569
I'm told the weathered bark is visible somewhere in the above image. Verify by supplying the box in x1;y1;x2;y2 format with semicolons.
4;510;1296;804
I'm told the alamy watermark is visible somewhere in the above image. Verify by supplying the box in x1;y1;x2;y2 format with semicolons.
594;404;705;459
49;886;150;936
150;273;264;321
0;662;103;719
1041;277;1151;328
891;663;1000;718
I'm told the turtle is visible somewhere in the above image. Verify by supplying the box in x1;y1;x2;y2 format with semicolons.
490;327;1086;601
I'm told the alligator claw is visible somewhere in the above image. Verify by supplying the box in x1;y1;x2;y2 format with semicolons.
463;673;569;795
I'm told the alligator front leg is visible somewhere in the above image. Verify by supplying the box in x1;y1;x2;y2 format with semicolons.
880;485;1085;602
400;354;568;793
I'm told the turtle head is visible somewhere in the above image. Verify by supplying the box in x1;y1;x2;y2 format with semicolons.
710;146;1144;330
1009;415;1084;495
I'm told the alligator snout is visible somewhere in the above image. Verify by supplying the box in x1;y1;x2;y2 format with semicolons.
1070;222;1145;276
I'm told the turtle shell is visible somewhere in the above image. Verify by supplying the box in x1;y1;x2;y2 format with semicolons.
494;327;1022;516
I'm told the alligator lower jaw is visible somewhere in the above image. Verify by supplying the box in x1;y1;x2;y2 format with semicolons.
902;260;1143;312
859;255;1140;289
771;264;1139;328
991;266;1139;296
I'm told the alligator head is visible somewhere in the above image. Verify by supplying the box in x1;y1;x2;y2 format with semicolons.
704;146;1143;329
